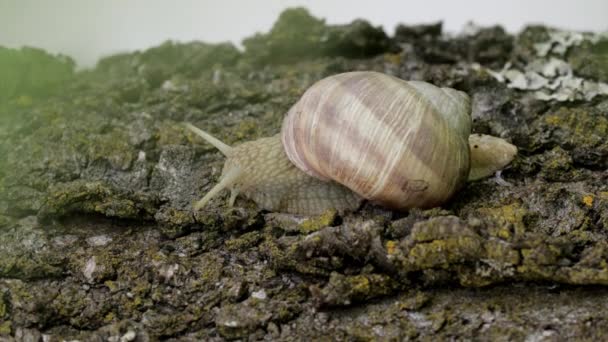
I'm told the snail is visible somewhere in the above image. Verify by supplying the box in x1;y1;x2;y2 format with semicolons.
185;71;517;215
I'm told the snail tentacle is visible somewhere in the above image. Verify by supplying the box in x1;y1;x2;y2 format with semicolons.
194;166;242;210
228;188;239;207
184;122;233;156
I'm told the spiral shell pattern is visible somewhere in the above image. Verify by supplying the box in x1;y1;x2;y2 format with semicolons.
281;71;472;210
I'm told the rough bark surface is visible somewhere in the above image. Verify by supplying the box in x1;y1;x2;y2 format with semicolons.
1;7;608;341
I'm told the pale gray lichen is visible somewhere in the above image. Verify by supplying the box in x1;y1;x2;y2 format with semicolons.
533;30;606;57
485;29;608;101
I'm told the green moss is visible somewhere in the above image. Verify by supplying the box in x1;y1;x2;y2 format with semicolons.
157;121;192;147
543;107;608;145
157;208;197;238
86;130;135;170
539;146;578;181
198;254;223;282
39;180;159;220
260;227;294;268
140;310;194;337
242;8;326;64
0;256;63;279
312;272;399;306
0;295;6;319
51;287;90;320
124;296;143;312
225;231;263;251
96;40;240;83
220;207;264;232
131;281;151;296
0;221;65;279
103;311;116;323
397;291;431;311
535;106;608;169
513;25;551;60
0;321;11;335
0;215;10;229
569;39;608;82
234;119;263;141
103;280;119;293
427;310;448;333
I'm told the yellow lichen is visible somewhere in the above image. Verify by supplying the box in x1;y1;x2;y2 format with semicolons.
477;202;527;238
125;296;143;311
386;240;397;255
407;237;482;270
544;114;561;125
351;275;371;293
484;240;520;265
104;312;116;323
583;195;594;207
235;119;260;140
104;280;119;292
384;53;402;66
299;209;337;234
225;231;262;251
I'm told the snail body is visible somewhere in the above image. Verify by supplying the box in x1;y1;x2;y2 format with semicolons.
186;71;517;215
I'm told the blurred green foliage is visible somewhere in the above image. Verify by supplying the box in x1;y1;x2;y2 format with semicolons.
243;7;394;64
0;46;75;101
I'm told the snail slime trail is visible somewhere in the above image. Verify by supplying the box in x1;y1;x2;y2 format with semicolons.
186;72;517;215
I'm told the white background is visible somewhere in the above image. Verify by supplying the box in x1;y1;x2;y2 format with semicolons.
1;0;607;68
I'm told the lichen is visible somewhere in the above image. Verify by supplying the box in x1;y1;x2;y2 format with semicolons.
486;29;608;101
299;209;338;234
569;38;608;82
39;180;160;220
311;272;399;307
0;321;11;336
225;231;263;251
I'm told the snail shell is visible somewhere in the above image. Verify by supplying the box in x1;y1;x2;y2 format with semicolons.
281;71;472;210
